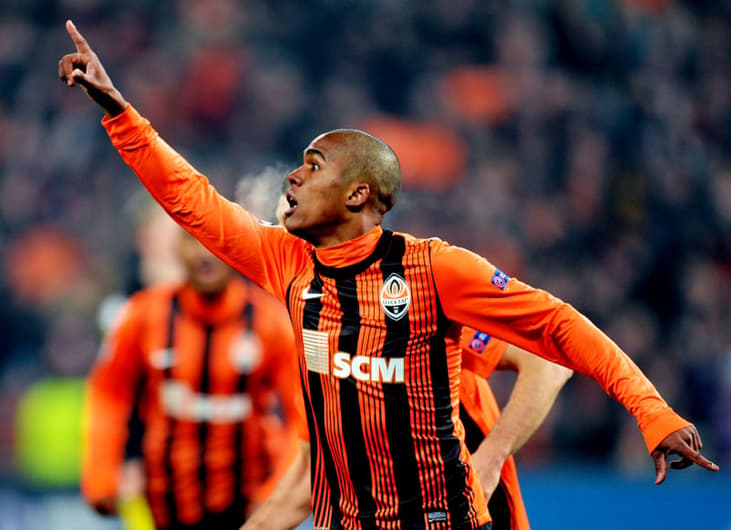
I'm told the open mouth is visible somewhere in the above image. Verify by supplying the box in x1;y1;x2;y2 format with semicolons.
284;192;297;216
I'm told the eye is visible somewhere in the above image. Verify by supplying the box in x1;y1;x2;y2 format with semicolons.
311;162;320;171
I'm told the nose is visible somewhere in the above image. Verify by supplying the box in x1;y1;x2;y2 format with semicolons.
287;168;302;187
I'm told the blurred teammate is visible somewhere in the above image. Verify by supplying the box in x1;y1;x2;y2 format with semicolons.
81;229;299;529
61;21;718;530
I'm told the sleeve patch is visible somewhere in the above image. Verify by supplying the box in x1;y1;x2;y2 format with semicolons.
490;268;510;290
468;331;491;353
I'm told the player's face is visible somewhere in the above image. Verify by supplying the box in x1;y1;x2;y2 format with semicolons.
177;232;232;295
282;133;353;244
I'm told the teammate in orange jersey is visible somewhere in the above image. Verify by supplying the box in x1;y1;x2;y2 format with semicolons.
82;229;300;529
459;329;573;530
61;21;718;530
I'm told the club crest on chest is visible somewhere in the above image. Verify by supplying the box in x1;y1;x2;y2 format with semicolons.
380;273;411;321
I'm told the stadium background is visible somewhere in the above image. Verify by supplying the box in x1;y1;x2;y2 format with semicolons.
0;0;729;528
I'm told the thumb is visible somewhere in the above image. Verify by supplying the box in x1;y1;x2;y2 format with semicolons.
71;68;93;89
653;451;668;485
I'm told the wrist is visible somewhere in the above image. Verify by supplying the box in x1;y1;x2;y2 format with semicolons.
95;86;128;117
104;89;128;117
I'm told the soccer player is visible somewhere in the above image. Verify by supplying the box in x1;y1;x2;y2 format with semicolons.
272;190;571;530
82;229;300;529
60;20;718;530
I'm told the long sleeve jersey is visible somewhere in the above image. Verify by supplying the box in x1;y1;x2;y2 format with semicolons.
102;106;691;530
82;278;299;529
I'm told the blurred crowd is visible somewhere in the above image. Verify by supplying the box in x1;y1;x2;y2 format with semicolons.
0;0;729;502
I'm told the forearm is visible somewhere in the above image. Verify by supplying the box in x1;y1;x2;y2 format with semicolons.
243;441;312;530
542;307;692;451
487;353;572;457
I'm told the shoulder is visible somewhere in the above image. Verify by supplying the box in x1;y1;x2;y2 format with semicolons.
394;232;477;259
239;278;292;331
119;283;182;324
241;278;288;311
130;283;179;306
392;231;453;258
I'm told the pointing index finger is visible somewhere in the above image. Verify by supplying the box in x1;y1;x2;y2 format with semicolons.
66;19;91;53
674;444;720;472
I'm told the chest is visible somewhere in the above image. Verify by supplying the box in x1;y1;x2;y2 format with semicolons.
288;260;449;384
138;312;266;385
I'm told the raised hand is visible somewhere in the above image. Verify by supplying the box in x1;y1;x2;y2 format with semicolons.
58;20;128;116
651;425;719;485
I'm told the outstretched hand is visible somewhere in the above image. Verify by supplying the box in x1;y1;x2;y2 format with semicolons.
58;20;128;117
651;425;719;485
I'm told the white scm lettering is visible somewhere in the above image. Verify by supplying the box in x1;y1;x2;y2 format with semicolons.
331;353;404;383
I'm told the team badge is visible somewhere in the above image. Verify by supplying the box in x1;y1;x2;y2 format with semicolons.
490;268;510;290
469;330;491;353
380;273;411;321
229;331;263;373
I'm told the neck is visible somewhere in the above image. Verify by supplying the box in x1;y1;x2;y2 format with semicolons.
308;213;382;248
191;283;228;301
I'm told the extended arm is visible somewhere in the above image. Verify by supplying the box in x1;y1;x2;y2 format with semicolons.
242;441;312;530
433;243;719;482
471;345;572;497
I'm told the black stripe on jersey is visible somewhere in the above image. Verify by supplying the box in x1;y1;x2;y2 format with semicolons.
335;277;378;528
379;234;423;521
459;403;487;454
430;298;471;524
487;481;514;530
163;295;180;527
302;274;343;527
232;301;253;517
197;324;214;511
313;230;393;279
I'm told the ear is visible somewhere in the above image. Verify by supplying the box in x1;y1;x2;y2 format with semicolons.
345;182;371;209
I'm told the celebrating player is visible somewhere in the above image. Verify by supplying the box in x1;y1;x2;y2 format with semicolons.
61;20;718;530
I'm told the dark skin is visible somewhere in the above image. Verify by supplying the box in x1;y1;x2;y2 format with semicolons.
60;20;719;487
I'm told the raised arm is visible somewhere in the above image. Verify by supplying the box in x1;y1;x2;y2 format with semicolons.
59;20;307;301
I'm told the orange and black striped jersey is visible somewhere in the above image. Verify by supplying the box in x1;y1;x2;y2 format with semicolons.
291;329;530;530
459;330;530;530
81;278;299;529
103;105;693;529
